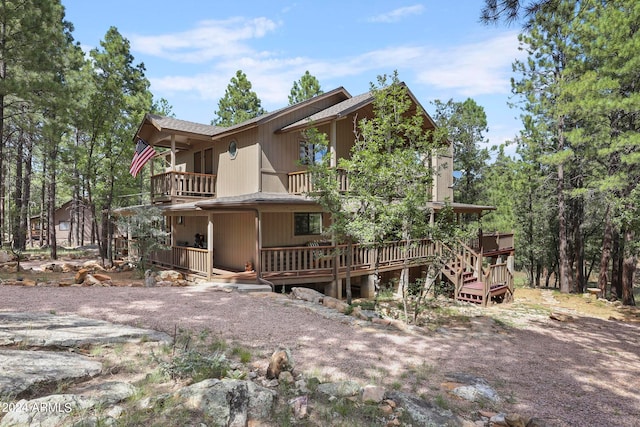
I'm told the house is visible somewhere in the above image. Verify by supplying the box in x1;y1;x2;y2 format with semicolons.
30;199;97;247
123;85;514;305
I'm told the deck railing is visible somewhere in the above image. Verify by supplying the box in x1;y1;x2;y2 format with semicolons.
151;246;210;275
261;239;436;275
288;169;349;195
467;232;515;253
151;171;216;202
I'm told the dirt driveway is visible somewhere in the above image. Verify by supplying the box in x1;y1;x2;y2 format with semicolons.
0;284;639;427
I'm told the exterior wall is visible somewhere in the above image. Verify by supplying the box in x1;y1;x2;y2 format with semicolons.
216;129;260;197
171;214;209;247
432;143;454;202
212;212;256;270
261;211;330;247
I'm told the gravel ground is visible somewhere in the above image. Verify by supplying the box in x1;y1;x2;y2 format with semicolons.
1;284;639;427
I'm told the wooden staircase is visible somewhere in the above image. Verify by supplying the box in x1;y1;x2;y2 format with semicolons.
441;241;514;306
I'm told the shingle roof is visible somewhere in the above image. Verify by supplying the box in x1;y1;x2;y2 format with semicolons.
146;114;224;137
196;192;317;209
278;91;373;132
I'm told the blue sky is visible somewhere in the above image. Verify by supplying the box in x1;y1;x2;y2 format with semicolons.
62;0;525;153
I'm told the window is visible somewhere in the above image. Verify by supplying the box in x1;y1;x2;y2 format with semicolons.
299;140;327;165
228;140;238;159
59;221;70;231
294;213;322;236
193;151;202;173
204;148;214;174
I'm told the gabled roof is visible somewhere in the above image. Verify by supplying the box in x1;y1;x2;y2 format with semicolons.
277;91;374;133
277;82;438;134
208;87;351;140
144;114;223;137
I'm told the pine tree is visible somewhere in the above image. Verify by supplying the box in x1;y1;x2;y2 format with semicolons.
288;71;323;105
212;70;266;126
431;98;490;205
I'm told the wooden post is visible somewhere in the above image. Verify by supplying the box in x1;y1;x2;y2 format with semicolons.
330;119;337;168
170;135;176;197
207;213;213;279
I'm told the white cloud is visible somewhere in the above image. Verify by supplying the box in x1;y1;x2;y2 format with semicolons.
146;24;524;122
414;32;523;96
367;5;425;23
129;17;280;63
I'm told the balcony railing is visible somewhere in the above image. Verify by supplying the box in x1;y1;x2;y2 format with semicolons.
288;169;349;195
150;246;211;276
151;171;216;202
260;239;436;275
467;232;515;254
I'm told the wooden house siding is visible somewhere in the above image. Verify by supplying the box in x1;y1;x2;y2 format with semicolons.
216;130;260;197
212;212;256;270
261;212;330;247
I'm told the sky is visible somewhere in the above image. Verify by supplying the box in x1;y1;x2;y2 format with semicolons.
62;0;526;155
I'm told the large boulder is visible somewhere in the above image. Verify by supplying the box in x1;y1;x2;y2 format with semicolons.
290;287;324;304
176;378;276;426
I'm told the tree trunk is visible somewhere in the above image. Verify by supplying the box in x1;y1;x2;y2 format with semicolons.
12;128;24;250
556;117;571;293
611;229;622;299
621;229;636;306
345;239;352;304
597;205;612;297
20;134;33;251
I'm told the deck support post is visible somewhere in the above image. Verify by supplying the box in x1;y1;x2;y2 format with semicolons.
325;278;342;299
207;213;213;279
362;274;376;299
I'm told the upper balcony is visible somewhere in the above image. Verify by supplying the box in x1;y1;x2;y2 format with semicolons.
288;169;349;195
151;171;217;203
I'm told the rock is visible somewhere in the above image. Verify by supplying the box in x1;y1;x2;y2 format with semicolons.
144;270;156;287
75;269;89;284
289;395;308;419
0;312;172;348
156;270;183;281
316;381;361;398
0;382;135;427
155;280;173;287
0;394;93;427
549;312;574;322
505;412;528;427
445;372;501;403
61;263;76;273
490;413;508;426
386;418;401;426
82;260;105;271
279;371;294;384
0;350;102;397
388;391;464;426
84;274;102;286
379;401;394;415
526;417;550;427
362;384;386;403
0;250;11;263
290;287;324;304
92;273;112;282
176;378;276;426
322;296;349;313
266;347;294;379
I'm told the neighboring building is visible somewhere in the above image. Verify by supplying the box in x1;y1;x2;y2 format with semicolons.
30;200;96;247
122;85;514;304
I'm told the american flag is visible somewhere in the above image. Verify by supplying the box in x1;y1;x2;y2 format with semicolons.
129;138;156;178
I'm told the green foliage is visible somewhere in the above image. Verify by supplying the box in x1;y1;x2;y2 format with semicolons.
116;206;169;272
212;70;266;126
431;98;490;205
288;70;323;105
159;349;229;383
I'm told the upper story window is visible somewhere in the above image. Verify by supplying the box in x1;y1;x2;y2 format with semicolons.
294;212;322;236
299;140;327;165
228;140;238;159
59;221;70;231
